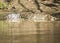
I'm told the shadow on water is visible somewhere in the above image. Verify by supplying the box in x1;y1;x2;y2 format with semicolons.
35;22;40;43
0;20;60;43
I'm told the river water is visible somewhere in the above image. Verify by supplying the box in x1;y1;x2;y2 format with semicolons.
0;20;60;43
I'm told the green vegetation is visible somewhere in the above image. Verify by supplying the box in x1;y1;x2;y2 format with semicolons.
0;2;8;9
0;2;3;8
0;14;8;20
0;14;16;30
0;21;15;34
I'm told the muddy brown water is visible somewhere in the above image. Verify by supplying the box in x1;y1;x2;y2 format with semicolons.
0;20;60;43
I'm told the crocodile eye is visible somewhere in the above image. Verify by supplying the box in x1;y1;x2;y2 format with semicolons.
51;12;60;18
53;0;60;3
12;6;16;9
42;0;50;1
42;0;45;1
5;0;12;2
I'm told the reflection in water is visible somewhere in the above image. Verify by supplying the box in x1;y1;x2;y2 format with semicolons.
0;13;60;43
32;14;48;22
7;13;21;22
32;14;56;22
